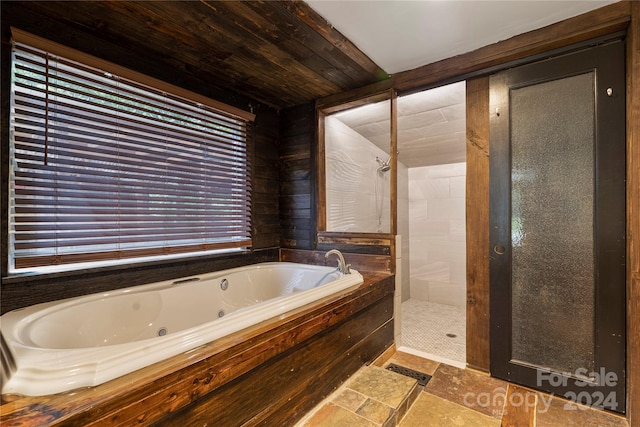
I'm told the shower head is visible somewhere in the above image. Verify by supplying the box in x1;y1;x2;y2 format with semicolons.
376;156;391;172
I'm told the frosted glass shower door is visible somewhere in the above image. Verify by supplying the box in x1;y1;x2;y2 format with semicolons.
510;72;596;375
489;40;626;413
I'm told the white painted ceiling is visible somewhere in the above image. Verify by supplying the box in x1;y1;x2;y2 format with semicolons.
309;0;618;168
306;0;618;75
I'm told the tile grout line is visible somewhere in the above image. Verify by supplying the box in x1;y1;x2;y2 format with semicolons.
501;384;511;426
400;299;466;365
294;363;421;427
419;389;504;424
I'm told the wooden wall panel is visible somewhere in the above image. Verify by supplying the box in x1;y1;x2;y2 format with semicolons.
465;77;491;372
0;249;278;315
160;289;394;426
0;3;257;118
7;1;386;110
627;2;640;425
252;106;281;250
279;103;316;250
317;232;393;256
281;248;392;273
0;39;10;280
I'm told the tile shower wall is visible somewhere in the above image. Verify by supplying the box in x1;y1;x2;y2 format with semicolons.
325;116;391;233
397;161;410;303
396;161;410;345
408;163;466;308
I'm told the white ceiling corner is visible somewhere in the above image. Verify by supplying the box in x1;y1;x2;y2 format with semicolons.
305;0;619;75
308;0;619;168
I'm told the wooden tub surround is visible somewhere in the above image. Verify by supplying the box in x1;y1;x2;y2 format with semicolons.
0;272;394;426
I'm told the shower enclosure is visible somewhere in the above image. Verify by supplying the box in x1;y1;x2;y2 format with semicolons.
320;82;468;366
323;100;392;234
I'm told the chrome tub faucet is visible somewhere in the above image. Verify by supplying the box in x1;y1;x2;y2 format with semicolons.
325;249;351;274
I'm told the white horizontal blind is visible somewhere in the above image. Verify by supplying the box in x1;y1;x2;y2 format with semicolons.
10;42;253;269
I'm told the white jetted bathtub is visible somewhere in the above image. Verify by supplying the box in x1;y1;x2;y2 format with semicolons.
0;262;363;396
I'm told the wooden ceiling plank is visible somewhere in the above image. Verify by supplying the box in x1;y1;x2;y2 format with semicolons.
237;1;386;89
9;0;390;109
15;1;340;108
225;1;367;90
282;0;387;78
15;2;248;89
185;1;344;94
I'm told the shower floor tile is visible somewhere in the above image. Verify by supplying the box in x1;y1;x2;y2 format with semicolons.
400;299;465;365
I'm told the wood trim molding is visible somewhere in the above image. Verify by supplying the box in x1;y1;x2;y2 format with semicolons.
10;28;256;122
316;92;392;235
280;248;392;273
317;232;394;247
316;89;391;112
391;1;631;93
390;90;398;237
316;111;327;232
316;91;394;238
626;2;640;424
465;77;490;373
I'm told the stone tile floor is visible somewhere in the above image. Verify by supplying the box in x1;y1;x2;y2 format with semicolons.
296;350;629;427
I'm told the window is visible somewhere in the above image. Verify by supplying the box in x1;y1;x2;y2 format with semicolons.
9;41;253;271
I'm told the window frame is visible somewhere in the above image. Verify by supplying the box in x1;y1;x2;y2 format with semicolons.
7;29;256;274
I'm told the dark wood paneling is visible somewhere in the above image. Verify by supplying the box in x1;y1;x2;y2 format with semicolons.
279;103;316;250
627;2;640;424
0;39;10;279
315;243;390;256
277;1;384;78
281;248;392;274
1;2;254;115
465;77;490;372
6;1;386;110
256;323;393;426
1;273;394;426
252;106;281;250
316;233;393;258
1;249;278;315
161;289;393;426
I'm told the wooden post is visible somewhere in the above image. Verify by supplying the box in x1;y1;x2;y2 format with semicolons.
465;77;491;372
626;2;640;425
